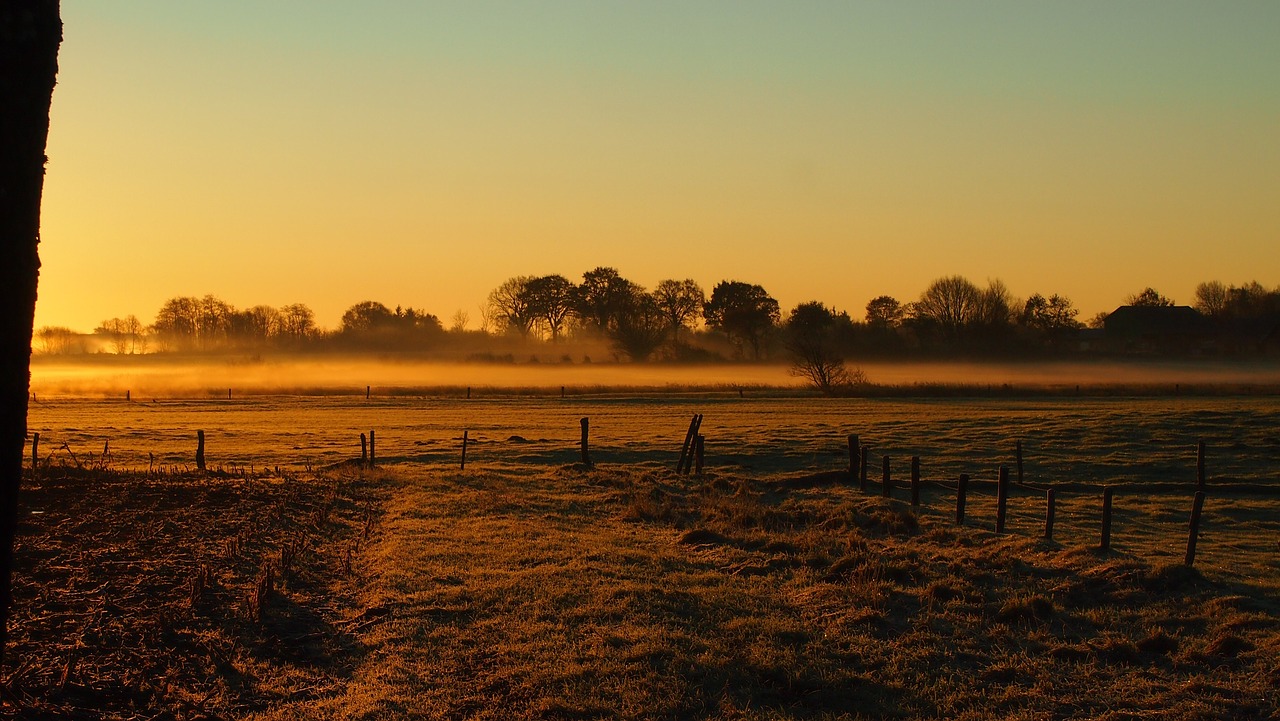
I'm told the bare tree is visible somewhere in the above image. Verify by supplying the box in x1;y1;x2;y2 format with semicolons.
1193;281;1230;318
278;303;316;344
487;276;537;337
449;309;470;333
652;279;705;346
1;0;62;668
912;275;982;339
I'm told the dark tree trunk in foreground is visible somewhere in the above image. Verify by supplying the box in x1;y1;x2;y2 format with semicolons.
0;1;62;669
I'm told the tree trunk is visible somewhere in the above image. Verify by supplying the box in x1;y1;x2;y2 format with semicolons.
0;1;62;669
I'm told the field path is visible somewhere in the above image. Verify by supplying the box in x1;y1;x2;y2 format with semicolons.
246;466;916;720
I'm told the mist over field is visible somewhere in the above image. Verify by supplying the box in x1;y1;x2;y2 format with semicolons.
28;355;1280;398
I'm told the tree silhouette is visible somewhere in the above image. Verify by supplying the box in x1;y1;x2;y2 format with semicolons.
911;276;982;348
573;267;636;335
610;287;667;361
652;279;705;347
864;295;904;328
1020;293;1081;348
524;274;575;341
785;302;860;394
1;0;61;668
704;281;780;359
277;303;317;344
1125;287;1175;307
340;300;397;334
487;276;537;338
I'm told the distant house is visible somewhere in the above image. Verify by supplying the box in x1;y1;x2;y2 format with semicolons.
1102;305;1210;354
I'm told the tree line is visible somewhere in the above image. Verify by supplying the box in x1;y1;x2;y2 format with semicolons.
33;271;1280;367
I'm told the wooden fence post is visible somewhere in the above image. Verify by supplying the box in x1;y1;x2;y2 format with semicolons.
366;385;370;400
695;435;705;475
881;455;891;498
1185;491;1206;566
678;414;698;473
125;389;130;402
859;446;870;493
461;430;468;470
580;417;591;466
369;430;376;468
1196;441;1206;491
847;434;859;480
1100;487;1114;550
996;465;1009;533
31;432;39;480
360;433;368;467
196;430;206;471
1044;489;1056;540
956;474;969;525
910;456;920;507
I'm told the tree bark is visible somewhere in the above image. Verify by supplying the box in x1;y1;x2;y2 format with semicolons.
0;1;62;669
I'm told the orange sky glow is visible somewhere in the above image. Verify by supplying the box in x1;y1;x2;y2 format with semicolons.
34;2;1280;332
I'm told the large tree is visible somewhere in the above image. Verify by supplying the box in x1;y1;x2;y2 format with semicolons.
486;276;537;338
911;275;982;342
573;267;636;335
703;281;780;359
524;274;575;341
1;0;62;668
785;302;859;394
652;279;705;347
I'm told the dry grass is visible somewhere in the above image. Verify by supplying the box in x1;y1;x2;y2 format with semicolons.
1;463;384;720
4;462;1278;719
257;465;1276;720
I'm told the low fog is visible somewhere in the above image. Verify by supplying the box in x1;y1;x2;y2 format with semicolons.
28;356;1280;398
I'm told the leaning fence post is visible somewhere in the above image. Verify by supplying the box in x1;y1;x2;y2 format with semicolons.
996;465;1009;533
31;432;40;480
679;415;703;475
360;433;368;467
910;456;920;507
461;430;468;470
881;455;891;498
580;417;591;466
1044;488;1056;540
196;430;206;471
956;474;969;525
847;434;859;480
1100;487;1114;550
1185;491;1206;566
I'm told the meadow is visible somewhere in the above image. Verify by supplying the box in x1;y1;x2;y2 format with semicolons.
6;381;1279;719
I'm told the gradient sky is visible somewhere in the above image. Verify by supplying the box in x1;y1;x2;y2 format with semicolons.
36;1;1280;332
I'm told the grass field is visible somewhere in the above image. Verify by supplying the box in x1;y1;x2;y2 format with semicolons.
5;393;1279;719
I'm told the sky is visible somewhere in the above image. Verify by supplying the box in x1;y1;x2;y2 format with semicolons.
35;1;1280;332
